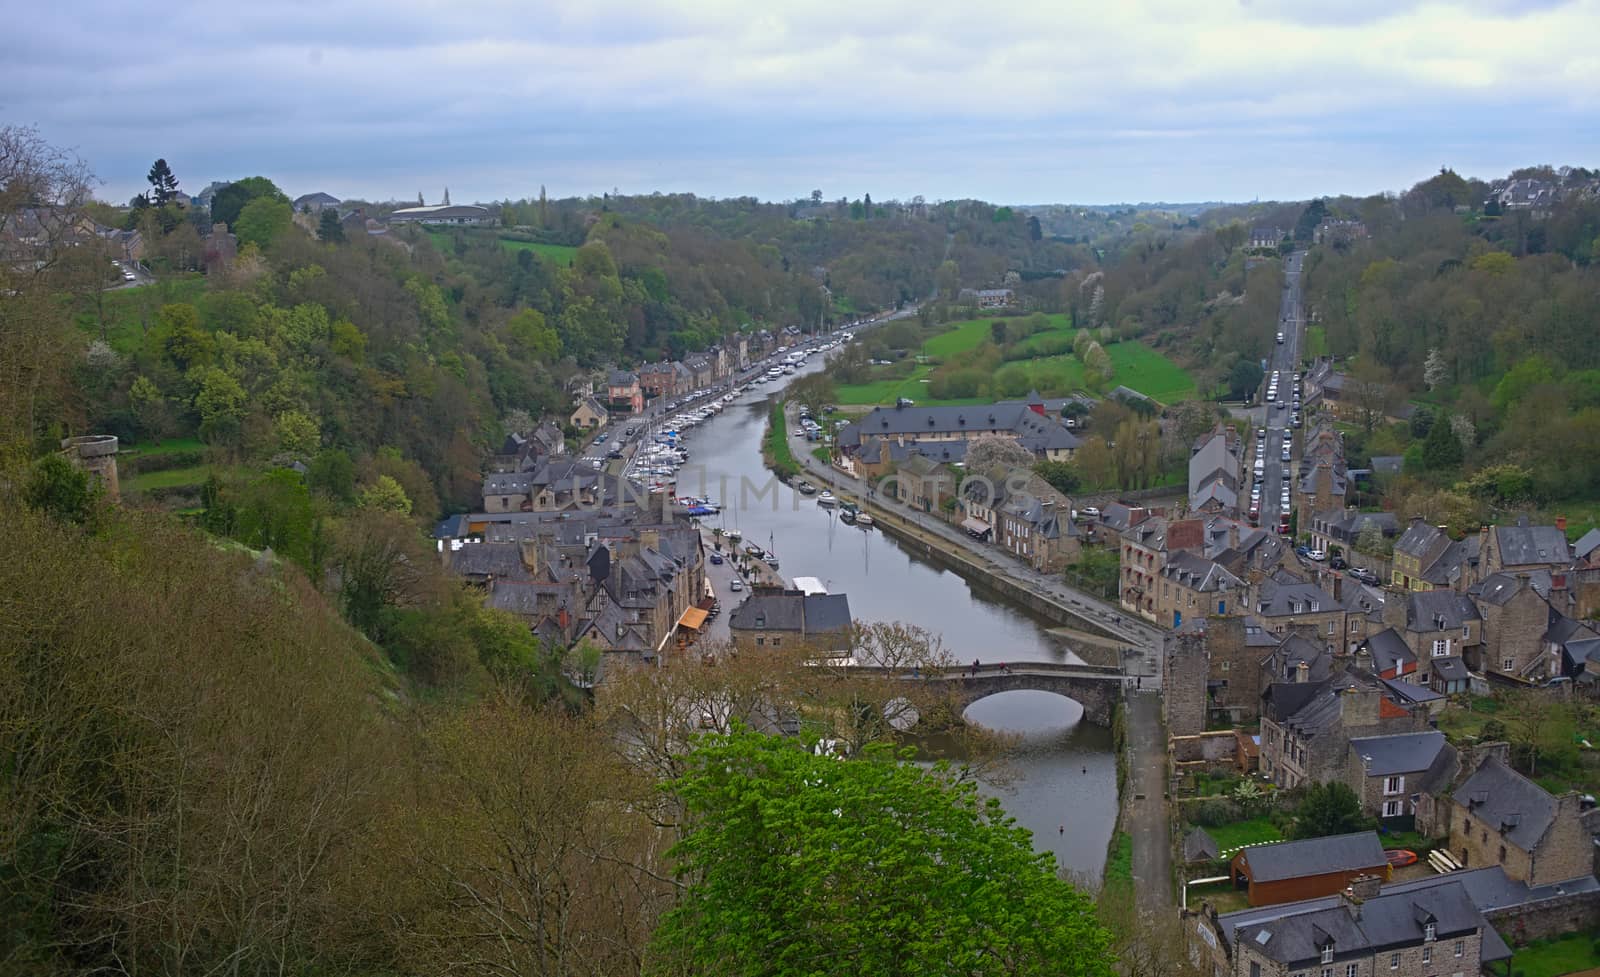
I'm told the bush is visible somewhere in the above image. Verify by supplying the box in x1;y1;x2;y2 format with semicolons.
1186;799;1243;827
123;449;206;475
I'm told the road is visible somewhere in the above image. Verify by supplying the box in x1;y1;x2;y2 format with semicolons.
1250;251;1306;534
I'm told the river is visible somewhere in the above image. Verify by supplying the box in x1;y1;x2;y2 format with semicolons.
658;356;1119;879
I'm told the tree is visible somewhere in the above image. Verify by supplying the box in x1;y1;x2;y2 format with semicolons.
1422;410;1463;470
23;453;94;524
650;730;1115;977
358;474;412;514
1347;360;1398;434
234;195;293;249
275;409;321;455
936;259;960;301
1027;214;1043;241
1423;347;1447;391
1083;341;1114;388
308;448;356;503
505;307;561;362
787;372;836;418
1355;520;1386;556
209;176;287;229
317;207;345;243
1033;460;1080;495
990;319;1007;345
965;434;1036;477
1228;359;1265;401
1291;781;1370;839
145;158;179;206
1508;690;1553;776
1073;328;1093;360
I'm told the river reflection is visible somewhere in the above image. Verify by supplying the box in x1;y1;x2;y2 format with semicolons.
672;358;1118;877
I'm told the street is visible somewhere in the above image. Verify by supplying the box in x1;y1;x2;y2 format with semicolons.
1251;251;1307;534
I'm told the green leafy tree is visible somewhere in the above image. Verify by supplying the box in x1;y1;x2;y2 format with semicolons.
274;409;321;456
129;375;169;441
24;453;95;524
650;730;1115;977
1291;781;1370;839
358;474;412;514
317;207;345;243
234;195;293;250
1228;359;1264;401
193;367;248;445
1033;460;1080;495
308;448;356;504
210;176;287;229
504;308;560;362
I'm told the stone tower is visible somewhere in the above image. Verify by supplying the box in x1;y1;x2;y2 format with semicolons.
61;434;120;502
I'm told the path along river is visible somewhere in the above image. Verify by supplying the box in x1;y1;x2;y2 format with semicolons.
658;357;1119;879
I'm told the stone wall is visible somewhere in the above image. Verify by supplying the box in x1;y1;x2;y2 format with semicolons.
1163;631;1207;737
1490;888;1600;944
1171;730;1239;769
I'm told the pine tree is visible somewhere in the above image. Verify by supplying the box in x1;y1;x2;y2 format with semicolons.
317;208;345;243
146;158;179;206
539;185;548;226
443;187;450;206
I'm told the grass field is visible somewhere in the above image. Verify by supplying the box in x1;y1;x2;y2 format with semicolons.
1204;818;1283;854
74;277;209;356
920;313;1075;360
1304;326;1327;360
1510;932;1600;977
423;228;578;265
125;464;214;493
121;437;204;459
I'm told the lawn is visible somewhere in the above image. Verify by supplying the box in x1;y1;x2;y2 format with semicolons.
74;276;209;356
121;436;204;459
1304;326;1327;360
833;365;990;407
423;228;577;265
125;464;215;493
1204;818;1283;855
1103;831;1133;884
920;313;1075;360
1510;931;1600;977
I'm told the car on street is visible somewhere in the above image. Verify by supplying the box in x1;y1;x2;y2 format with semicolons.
596;433;608;443
1079;506;1100;519
1307;549;1327;562
1276;332;1285;344
729;579;743;592
709;552;723;564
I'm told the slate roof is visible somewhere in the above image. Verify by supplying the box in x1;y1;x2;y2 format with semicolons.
839;402;1080;455
729;591;854;639
1494;518;1571;566
483;472;536;496
1348;730;1447;777
1381;678;1446;710
1574;528;1600;563
1220;879;1504;966
1406;589;1480;631
859;436;970;467
1368;455;1403;475
1254;578;1338;618
1432;656;1470;682
1236;831;1386;883
1184;827;1220;863
1474;571;1556;607
447;541;531;580
1160;551;1244;594
608;369;637;386
1189;431;1241;498
803;593;854;634
1361;628;1416;675
1455;756;1558;852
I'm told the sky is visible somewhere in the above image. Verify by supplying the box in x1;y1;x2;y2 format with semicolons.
6;0;1598;207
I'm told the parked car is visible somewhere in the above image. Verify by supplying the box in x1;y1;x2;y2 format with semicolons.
709;552;723;565
1307;549;1327;562
729;579;743;592
1079;506;1101;519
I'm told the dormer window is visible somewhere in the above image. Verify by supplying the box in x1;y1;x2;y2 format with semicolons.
1321;945;1334;964
1423;922;1435;941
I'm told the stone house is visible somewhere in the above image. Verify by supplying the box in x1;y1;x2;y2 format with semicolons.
728;589;853;654
683;354;714;391
1162;618;1284;734
1191;874;1507;977
1478;517;1572;579
1306;508;1398;560
1344;730;1455;821
569;395;608;431
1381;588;1482;685
1390;518;1473;592
1352;627;1419;683
1471;572;1555;683
996;477;1078;573
1250;575;1346;652
1189;426;1243;515
1121;516;1206;621
1435;749;1600;888
1260;670;1426;789
1155;551;1247;630
834;402;1080;465
638;361;679;401
885;453;958;515
482;471;536;513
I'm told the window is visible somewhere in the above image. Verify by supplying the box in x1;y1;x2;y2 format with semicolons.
1221;660;1231;671
755;637;765;646
1389;953;1399;970
1251;963;1260;977
1503;657;1515;671
1454;940;1464;957
1383;800;1403;818
1328;621;1336;635
1321;969;1331;977
1384;775;1404;795
1346;965;1358;977
1462;624;1470;639
1431;639;1451;657
771;638;780;646
1322;946;1335;964
1424;923;1436;942
1422;946;1432;964
1498;845;1506;862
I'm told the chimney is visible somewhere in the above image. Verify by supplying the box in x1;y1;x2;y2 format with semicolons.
1345;874;1382;903
1331;574;1343;601
1229;522;1240;551
640;528;660;552
1557;514;1568;533
1296;661;1310;683
1342;687;1381;729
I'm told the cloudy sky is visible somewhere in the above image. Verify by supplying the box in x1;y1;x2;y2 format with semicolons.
6;0;1597;206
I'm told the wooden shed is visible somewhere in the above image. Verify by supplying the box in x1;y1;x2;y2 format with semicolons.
1231;831;1390;906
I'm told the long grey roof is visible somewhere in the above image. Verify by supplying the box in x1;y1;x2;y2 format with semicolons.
1362;628;1415;674
837;402;1080;453
1574;527;1600;562
1236;831;1386;883
1454;755;1556;851
1494;520;1571;566
1348;730;1447;777
1431;656;1470;681
803;594;853;634
1406;589;1480;630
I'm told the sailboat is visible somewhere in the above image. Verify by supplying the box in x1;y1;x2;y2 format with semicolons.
766;531;779;570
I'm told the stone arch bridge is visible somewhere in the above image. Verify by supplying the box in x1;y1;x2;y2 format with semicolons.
839;662;1126;726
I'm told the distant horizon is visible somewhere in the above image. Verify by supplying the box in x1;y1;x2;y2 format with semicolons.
12;0;1596;209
